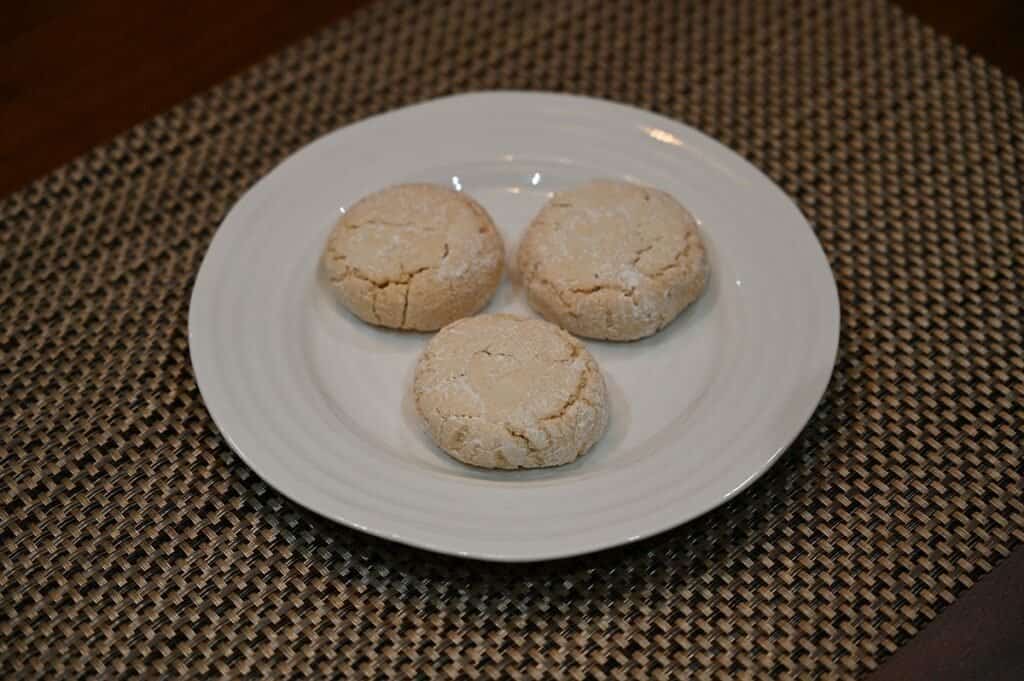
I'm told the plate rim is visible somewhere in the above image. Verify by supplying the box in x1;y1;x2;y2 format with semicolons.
189;90;840;561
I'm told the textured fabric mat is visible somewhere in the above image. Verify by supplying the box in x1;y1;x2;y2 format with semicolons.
2;0;1022;677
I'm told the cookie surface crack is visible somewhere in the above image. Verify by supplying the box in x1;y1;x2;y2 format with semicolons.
399;285;410;328
541;361;591;423
535;276;580;318
502;423;540;455
631;244;654;266
646;249;687;279
345;219;413;230
557;341;581;364
476;347;514;359
569;283;636;295
343;263;432;289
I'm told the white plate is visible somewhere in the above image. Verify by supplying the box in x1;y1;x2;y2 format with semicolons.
189;92;839;562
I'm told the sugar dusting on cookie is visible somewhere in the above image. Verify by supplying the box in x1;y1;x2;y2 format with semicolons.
517;179;708;340
413;314;609;470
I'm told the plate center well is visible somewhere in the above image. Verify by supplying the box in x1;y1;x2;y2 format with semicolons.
303;159;727;481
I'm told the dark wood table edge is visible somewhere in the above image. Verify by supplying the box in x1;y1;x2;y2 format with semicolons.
865;547;1024;680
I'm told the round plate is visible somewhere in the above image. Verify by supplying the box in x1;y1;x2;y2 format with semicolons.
189;92;839;561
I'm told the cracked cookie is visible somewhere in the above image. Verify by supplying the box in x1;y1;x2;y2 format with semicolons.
322;183;504;331
413;314;609;470
517;179;709;341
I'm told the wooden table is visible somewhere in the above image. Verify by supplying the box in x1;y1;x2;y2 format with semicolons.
3;1;1021;678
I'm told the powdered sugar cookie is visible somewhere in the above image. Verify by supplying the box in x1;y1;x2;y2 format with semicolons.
413;314;609;470
322;183;504;330
517;179;708;341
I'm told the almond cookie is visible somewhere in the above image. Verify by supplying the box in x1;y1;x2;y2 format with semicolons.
413;314;609;470
517;179;709;341
322;184;504;331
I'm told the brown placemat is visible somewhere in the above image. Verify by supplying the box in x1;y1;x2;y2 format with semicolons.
2;0;1022;677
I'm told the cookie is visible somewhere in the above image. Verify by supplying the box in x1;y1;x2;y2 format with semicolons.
517;179;709;341
413;314;609;470
322;183;504;331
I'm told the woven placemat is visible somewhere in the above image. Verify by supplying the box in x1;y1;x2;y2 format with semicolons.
2;0;1022;677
